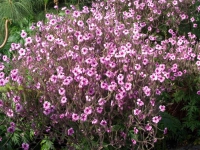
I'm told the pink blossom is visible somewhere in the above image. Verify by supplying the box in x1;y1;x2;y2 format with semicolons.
145;124;152;131
58;88;66;95
72;113;79;121
6;109;14;118
22;143;29;150
96;107;103;114
25;37;32;45
92;119;98;124
164;127;167;134
15;103;23;112
136;99;144;106
43;101;51;110
100;120;107;126
84;106;92;115
134;109;141;115
134;127;138;134
68;128;74;136
7;126;15;133
80;113;87;121
131;139;137;144
21;30;27;38
61;97;67;104
152;116;161;124
73;11;81;18
98;98;106;106
159;105;166;112
0;100;3;107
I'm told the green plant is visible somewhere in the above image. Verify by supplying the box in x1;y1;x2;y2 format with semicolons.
40;137;55;150
156;73;200;148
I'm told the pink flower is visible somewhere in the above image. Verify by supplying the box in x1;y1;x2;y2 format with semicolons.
0;100;3;107
43;109;51;115
46;34;55;42
58;88;66;95
68;128;74;136
25;37;32;45
43;101;51;110
115;93;123;100
50;75;57;83
134;109;141;115
21;30;27;38
73;11;81;18
77;20;84;27
81;47;88;55
197;90;200;95
98;98;106;106
13;96;20;103
72;113;79;121
134;127;138;134
143;86;151;96
18;48;26;56
7;126;15;133
77;35;84;42
131;139;136;144
96;107;103;114
15;103;23;112
84;106;92;115
145;124;152;131
159;105;165;112
92;119;98;124
117;74;124;81
152;116;161;124
134;64;141;70
65;9;70;14
124;82;132;91
164;127;167;134
50;19;57;25
100;120;107;126
61;97;67;104
190;17;195;22
80;113;87;121
196;61;200;66
22;143;29;150
0;64;4;71
101;81;108;89
63;76;73;85
136;99;144;106
6;109;14;118
172;0;178;6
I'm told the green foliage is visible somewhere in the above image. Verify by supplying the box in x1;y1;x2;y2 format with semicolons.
11;133;20;146
41;138;55;150
179;1;200;39
157;73;200;148
172;89;186;103
0;0;34;43
159;112;183;141
62;0;93;9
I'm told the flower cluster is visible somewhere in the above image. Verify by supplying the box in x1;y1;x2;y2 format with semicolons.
1;0;200;149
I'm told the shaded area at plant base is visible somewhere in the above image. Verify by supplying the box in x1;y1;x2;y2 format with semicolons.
169;144;200;150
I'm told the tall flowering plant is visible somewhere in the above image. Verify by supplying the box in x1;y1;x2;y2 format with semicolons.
0;0;200;149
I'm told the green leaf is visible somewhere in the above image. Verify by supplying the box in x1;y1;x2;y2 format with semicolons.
172;90;186;103
11;133;20;146
112;125;122;132
159;112;182;133
41;139;55;150
183;120;200;131
128;130;138;140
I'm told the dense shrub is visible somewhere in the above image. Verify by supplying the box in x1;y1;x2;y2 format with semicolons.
0;0;200;149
